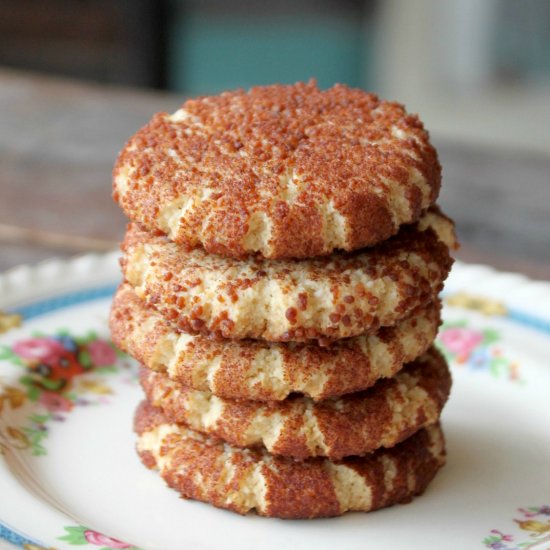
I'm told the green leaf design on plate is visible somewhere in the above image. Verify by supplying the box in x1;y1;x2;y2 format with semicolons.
78;349;92;368
28;412;51;424
78;330;98;344
95;365;118;374
483;328;500;346
58;525;88;545
0;345;16;360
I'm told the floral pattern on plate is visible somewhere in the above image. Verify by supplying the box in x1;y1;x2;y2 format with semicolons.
58;526;141;550
437;321;521;383
0;520;141;550
483;505;550;549
0;331;134;456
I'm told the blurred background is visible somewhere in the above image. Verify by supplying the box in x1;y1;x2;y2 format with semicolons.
0;0;549;276
2;0;550;152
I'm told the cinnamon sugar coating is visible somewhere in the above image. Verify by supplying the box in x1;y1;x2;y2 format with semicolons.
120;208;454;342
113;81;441;259
135;402;446;518
110;284;441;401
139;347;450;459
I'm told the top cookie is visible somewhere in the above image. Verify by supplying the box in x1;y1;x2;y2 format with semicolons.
113;81;441;259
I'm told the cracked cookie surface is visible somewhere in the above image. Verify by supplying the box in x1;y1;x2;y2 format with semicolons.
110;284;441;401
136;402;446;518
114;81;441;259
120;208;455;342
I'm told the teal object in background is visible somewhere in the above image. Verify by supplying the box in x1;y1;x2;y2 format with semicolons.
167;2;372;94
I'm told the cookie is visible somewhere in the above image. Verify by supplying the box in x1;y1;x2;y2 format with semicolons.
139;347;450;459
121;208;455;342
136;402;446;518
113;81;441;259
110;284;441;401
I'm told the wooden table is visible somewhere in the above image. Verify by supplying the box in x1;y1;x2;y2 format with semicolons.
1;68;549;280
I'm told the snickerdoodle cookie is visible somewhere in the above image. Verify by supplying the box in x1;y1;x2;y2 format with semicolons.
136;401;446;518
110;284;441;401
139;347;450;459
113;81;441;259
120;208;455;342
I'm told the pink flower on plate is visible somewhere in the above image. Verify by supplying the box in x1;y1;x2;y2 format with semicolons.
84;530;131;548
88;340;117;366
439;327;483;358
39;391;73;412
13;337;66;363
489;529;514;542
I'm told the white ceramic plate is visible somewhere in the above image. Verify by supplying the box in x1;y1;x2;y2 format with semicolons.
1;254;549;550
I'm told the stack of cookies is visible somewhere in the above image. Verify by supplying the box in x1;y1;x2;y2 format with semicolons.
109;81;457;519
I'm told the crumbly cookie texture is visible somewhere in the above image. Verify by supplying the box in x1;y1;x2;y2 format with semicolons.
136;402;446;518
110;284;441;401
120;208;455;342
113;81;441;259
139;347;451;459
